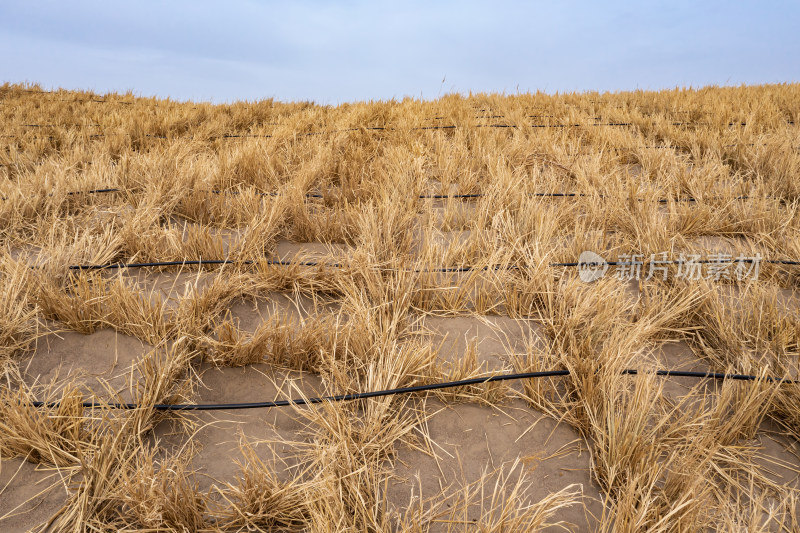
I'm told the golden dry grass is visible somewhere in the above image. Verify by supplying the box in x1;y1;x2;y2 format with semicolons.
1;82;800;531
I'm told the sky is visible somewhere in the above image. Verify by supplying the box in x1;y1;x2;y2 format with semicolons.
1;1;798;104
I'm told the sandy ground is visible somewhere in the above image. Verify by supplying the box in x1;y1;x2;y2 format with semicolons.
388;398;602;531
153;364;324;494
0;458;71;533
5;244;800;531
20;328;151;403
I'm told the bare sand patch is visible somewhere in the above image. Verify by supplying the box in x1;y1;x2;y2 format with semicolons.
0;458;71;533
388;398;601;531
20;328;151;402
687;235;752;257
226;291;336;334
275;239;352;262
115;270;216;309
8;244;47;268
153;364;323;493
421;314;545;372
754;421;800;491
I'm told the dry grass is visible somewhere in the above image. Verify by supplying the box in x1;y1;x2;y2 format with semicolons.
1;82;800;531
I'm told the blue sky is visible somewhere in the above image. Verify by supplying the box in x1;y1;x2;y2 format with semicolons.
1;1;798;103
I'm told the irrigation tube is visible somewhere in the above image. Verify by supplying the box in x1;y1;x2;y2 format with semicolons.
1;185;773;203
62;258;500;272
27;369;796;411
551;258;800;267
64;259;509;272
64;256;800;272
12;120;786;133
67;259;333;271
4;120;783;143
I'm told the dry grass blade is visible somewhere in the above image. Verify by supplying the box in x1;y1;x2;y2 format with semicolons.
3;82;800;531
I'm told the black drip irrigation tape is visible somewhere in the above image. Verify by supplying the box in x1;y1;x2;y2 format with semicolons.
417;193;485;199
25;369;797;411
65;188;122;196
1;187;125;201
4;119;794;142
524;193;767;203
11;120;782;131
1;133;168;140
552;258;800;267
61;256;800;272
21;124;102;128
67;258;331;271
63;260;507;273
1;185;778;204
